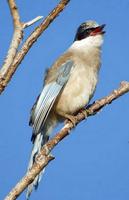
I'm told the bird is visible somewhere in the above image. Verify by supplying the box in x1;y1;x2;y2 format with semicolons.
26;20;105;199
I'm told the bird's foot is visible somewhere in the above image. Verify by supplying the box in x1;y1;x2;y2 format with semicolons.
64;114;77;127
77;108;90;118
58;111;77;126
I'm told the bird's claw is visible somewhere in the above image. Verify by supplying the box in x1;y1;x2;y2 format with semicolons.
64;114;77;127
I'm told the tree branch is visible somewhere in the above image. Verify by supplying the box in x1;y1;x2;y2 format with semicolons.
0;0;23;78
0;0;70;94
4;81;129;200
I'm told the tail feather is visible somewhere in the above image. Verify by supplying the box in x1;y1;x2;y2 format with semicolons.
26;134;45;199
26;133;49;199
26;115;57;199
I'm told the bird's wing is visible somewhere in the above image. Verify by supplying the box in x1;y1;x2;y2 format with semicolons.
30;59;74;140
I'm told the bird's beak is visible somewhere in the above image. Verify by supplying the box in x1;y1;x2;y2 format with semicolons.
90;24;106;36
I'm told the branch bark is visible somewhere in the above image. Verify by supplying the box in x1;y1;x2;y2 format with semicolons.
0;0;70;94
0;0;23;78
4;81;129;200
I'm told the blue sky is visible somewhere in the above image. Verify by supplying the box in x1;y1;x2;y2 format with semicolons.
0;0;129;200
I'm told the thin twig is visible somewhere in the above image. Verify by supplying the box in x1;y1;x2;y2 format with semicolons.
23;16;43;28
0;0;70;94
4;81;129;200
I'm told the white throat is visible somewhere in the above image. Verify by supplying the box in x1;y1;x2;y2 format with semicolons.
70;35;103;51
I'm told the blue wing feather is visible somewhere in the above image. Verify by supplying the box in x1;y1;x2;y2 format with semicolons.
33;83;62;134
31;60;74;139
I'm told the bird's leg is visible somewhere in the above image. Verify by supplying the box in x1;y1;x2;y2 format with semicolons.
58;111;77;126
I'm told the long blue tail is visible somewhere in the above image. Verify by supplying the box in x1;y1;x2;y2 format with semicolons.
26;114;57;199
26;132;48;199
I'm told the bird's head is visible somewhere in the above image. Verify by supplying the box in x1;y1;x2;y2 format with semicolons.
70;20;106;50
74;20;106;41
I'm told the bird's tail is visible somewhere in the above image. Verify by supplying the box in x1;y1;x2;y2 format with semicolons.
26;116;57;199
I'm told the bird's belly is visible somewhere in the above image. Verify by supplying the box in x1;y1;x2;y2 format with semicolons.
55;65;97;115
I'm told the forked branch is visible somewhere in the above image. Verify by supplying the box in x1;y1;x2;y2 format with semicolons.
0;0;70;94
4;81;129;200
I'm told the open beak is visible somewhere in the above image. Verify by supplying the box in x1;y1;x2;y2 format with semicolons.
90;24;106;36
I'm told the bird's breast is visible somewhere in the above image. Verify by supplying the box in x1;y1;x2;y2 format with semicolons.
55;62;98;115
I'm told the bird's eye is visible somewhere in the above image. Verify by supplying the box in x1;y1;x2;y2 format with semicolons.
86;29;91;33
86;28;95;34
